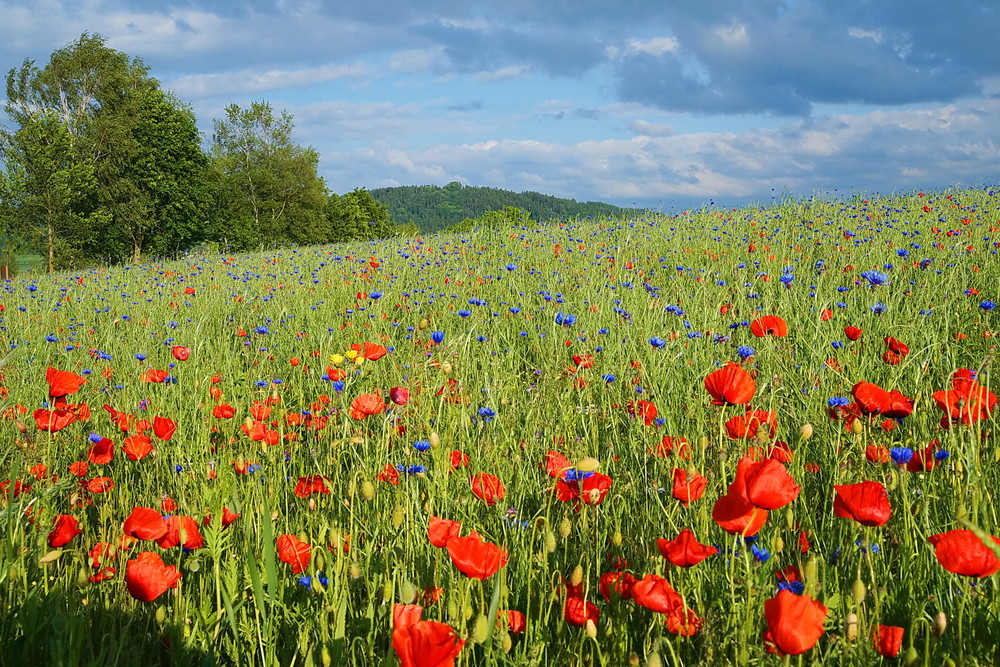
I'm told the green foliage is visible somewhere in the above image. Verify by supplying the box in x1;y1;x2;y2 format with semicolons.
326;188;395;243
208;102;329;251
0;33;211;268
446;205;532;233
369;182;635;232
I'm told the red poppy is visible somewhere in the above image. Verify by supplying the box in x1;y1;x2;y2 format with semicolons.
599;571;637;601
202;507;240;529
362;342;388;361
724;410;777;440
657;529;718;567
762;590;828;656
389;386;410;405
123;507;168;541
48;514;82;547
704;362;756;406
293;475;331;498
349;393;386;420
626;399;658;426
927;529;1000;577
155;515;205;550
932;368;998;426
833;481;892;527
844;326;863;341
712;458;769;536
469;472;506;505
671;468;708;506
428;516;462;548
377;464;400;485
563;597;600;627
631;574;683;613
650;435;691;459
875;625;904;658
555;472;613;506
906;443;941;472
141;369;170;383
122;435;153;461
88;436;115;464
249;403;271;421
152;415;177;441
87;477;114;494
392;603;465;667
69;461;89;477
499;609;527;634
749;315;788;337
820;309;833;321
665;607;704;637
276;534;312;574
33;408;76;432
125;551;181;602
743;459;800;510
446;532;508;579
543;451;573;478
46;367;86;397
212;404;235;419
448;450;470;469
171;346;190;361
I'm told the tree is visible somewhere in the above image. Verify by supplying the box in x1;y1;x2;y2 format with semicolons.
326;188;395;243
1;33;211;267
208;102;328;251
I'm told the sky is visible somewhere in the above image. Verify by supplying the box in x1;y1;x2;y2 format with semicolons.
2;0;999;210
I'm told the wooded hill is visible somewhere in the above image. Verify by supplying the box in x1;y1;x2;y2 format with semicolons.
368;182;637;232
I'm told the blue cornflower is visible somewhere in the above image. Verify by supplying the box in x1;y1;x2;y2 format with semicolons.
889;447;913;465
457;310;472;318
860;270;888;286
871;302;887;314
478;407;496;422
737;345;755;360
649;336;666;348
505;263;517;271
602;373;616;383
555;312;576;326
777;580;806;595
332;380;344;393
89;433;104;443
980;300;996;312
413;440;431;452
779;273;794;286
431;331;445;344
828;397;849;407
563;468;595;482
254;326;270;334
831;341;843;349
935;450;950;460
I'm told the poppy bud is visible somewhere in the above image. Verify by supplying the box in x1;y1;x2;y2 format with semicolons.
611;529;623;546
851;419;864;435
474;614;489;643
360;480;375;500
628;654;640;667
392;506;406;528
803;557;818;590
646;651;662;667
902;647;919;666
545;530;557;553
585;619;598;638
577;457;600;472
429;432;441;449
799;423;813;440
382;580;393;603
418;318;429;330
570;565;584;587
774;536;784;553
851;579;866;605
349;564;361;579
501;633;513;653
155;605;168;625
440;362;452;375
844;612;858;641
400;580;417;604
932;611;947;636
321;646;332;667
558;517;572;538
463;603;474;621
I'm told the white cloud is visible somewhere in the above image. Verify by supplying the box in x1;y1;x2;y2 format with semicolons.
167;62;372;98
623;36;679;57
470;65;532;83
628;119;676;137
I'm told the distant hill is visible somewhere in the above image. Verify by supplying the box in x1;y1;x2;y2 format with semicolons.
368;182;638;233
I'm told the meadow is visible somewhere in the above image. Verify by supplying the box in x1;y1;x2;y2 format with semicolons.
0;187;998;666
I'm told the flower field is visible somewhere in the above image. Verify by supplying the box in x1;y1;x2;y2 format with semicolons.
1;188;999;666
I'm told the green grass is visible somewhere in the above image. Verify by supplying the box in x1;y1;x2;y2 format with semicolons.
0;187;998;665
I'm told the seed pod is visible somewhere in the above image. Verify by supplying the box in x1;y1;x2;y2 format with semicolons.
473;614;489;643
392;505;406;528
844;613;858;641
646;651;662;667
611;529;623;546
932;610;947;636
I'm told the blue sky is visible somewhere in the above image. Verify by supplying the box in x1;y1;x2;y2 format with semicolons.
2;0;999;209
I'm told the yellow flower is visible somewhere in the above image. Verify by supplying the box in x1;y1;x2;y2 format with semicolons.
330;353;345;364
345;350;359;360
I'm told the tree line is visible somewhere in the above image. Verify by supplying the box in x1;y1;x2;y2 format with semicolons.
0;33;394;271
369;182;635;233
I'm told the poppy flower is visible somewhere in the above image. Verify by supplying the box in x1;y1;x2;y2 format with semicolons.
543;451;573;478
46;367;86;397
152;415;177;441
650;435;691;459
276;534;312;574
377;464;400;485
389;386;410;405
657;529;718;567
563;597;600;627
762;590;828;656
599;571;637;602
212;404;236;419
932;368;998;426
626;399;658;426
295;475;330;498
87;477;114;494
665;607;704;637
448;450;470;469
446;532;508;579
88;436;115;464
362;342;388;361
202;507;240;529
428;516;462;548
725;410;777;440
349;393;386;420
704;362;756;406
743;459;800;510
927;529;1000;577
833;481;892;527
155;515;205;550
392;603;465;667
48;514;82;547
875;625;904;658
469;472;506;505
749;315;788;338
141;369;170;383
712;458;769;536
123;508;166;542
671;468;708;506
844;326;862;341
125;551;181;602
249;403;271;421
171;346;190;361
33;408;77;432
499;609;527;634
122;435;153;461
555;472;613;507
630;574;683;613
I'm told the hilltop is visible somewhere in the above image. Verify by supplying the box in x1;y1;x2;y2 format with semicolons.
367;182;639;233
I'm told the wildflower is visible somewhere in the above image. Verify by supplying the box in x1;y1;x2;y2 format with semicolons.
469;472;506;505
833;481;891;527
657;529;718;567
48;514;82;548
446;532;508;579
392;604;465;667
749;315;788;337
927;529;1000;577
276;534;312;574
125;552;181;602
762;590;827;656
704;362;756;406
